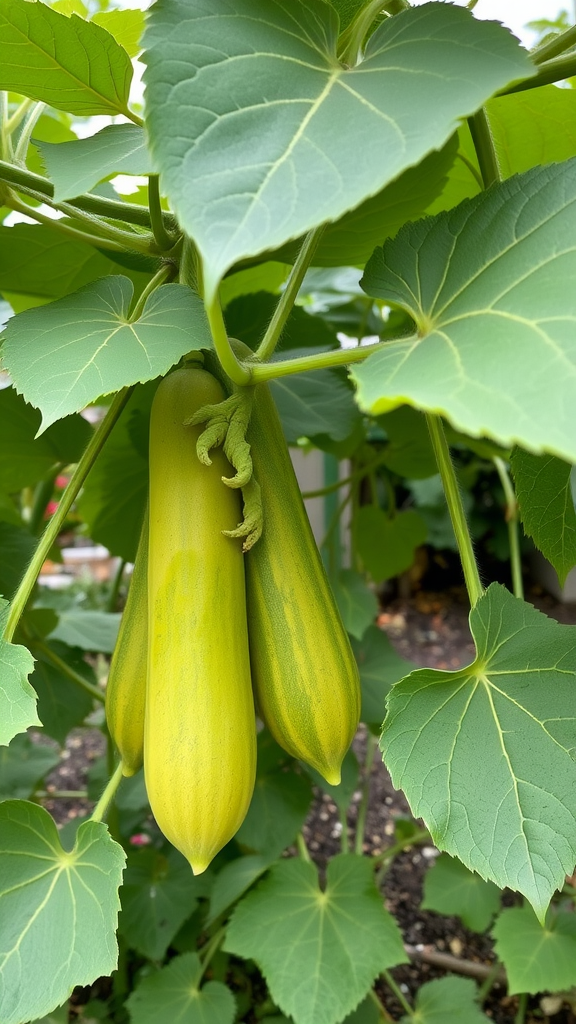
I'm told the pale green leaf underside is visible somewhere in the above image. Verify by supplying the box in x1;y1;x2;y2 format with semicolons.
143;0;533;299
510;448;576;586
355;160;576;462
421;852;501;933
0;801;125;1024
381;583;576;920
0;0;133;116
492;906;576;995
37;124;152;202
0;600;38;746
401;977;490;1023
126;952;236;1024
1;278;212;429
224;854;407;1024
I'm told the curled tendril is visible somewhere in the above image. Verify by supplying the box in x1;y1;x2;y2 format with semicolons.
223;477;263;551
185;386;263;550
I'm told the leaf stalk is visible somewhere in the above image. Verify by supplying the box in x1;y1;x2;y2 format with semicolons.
3;388;133;643
256;224;325;361
90;760;124;823
493;457;524;601
425;414;483;607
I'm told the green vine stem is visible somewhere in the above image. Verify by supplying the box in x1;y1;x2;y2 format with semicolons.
296;832;312;862
199;927;226;977
8;194;132;254
514;992;528;1024
493;457;524;601
90;760;124;824
33;641;105;704
249;336;401;383
532;22;576;64
148;174;175;250
425;415;483;608
354;732;378;855
3;388;133;644
381;969;414;1017
14;101;45;165
500;52;576;96
368;987;394;1022
4;97;34;137
206;293;252;385
129;263;176;321
0;158;177;232
256;224;325;361
468;107;501;188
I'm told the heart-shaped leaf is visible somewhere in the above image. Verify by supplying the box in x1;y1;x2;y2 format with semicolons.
355;159;576;462
2;278;212;430
492;906;576;995
143;0;533;299
381;583;576;920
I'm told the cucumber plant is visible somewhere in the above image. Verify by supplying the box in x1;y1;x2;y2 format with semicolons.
1;0;576;1021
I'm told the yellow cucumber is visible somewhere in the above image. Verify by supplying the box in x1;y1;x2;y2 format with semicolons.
245;381;361;785
145;367;256;875
105;509;148;777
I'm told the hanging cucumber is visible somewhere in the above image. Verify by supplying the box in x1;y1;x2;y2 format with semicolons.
105;509;148;777
146;367;256;874
245;378;361;785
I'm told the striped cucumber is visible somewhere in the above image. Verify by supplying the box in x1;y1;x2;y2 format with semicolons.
105;510;148;777
245;381;361;785
146;367;256;874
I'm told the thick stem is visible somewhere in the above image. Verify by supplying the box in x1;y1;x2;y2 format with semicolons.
34;641;105;704
468;108;501;188
148;174;175;250
500;52;576;95
381;970;413;1016
426;415;483;608
249;337;397;383
0;157;176;231
3;388;133;643
532;22;576;63
8;195;133;253
493;457;524;601
354;733;378;856
514;993;528;1024
406;945;506;984
368;987;394;1023
28;464;64;536
256;225;325;361
90;760;124;823
206;293;252;385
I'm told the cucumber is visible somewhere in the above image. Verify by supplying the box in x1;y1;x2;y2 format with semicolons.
245;381;361;785
105;510;148;777
146;368;256;874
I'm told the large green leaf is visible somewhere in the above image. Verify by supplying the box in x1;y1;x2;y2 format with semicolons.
143;0;532;300
235;734;313;858
0;734;59;800
331;569;378;641
0;601;38;746
381;583;576;920
0;0;133;116
492;906;576;996
270;365;362;444
92;8;145;57
37;124;152;202
2;279;211;430
421;853;501;933
355;160;576;463
351;625;415;728
400;977;490;1024
510;449;576;586
355;507;427;583
119;846;210;960
0;386;92;493
0;801;125;1024
77;381;154;562
225;854;407;1024
0;224;115;304
487;86;576;178
49;610;120;654
127;952;236;1024
30;641;95;745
